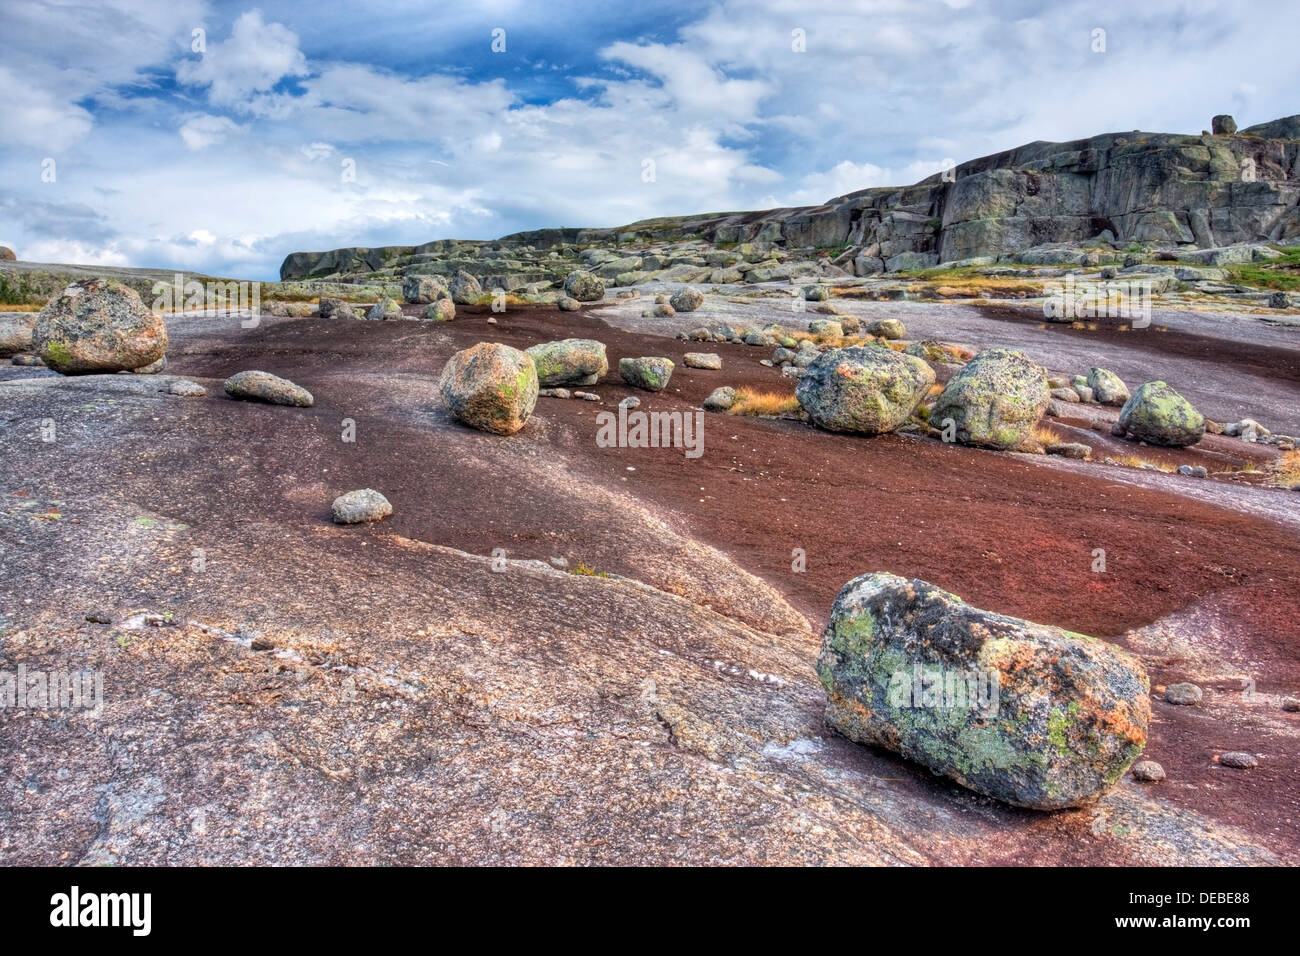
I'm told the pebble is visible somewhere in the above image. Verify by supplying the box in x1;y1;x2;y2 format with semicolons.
1218;752;1258;769
619;396;640;409
169;380;207;397
1282;697;1300;712
1131;760;1165;782
331;489;392;525
1177;465;1207;478
1164;682;1202;705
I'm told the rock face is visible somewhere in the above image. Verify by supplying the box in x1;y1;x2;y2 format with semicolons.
439;342;538;435
223;370;314;407
525;338;609;387
1117;381;1205;447
331;489;393;525
1087;367;1130;406
402;275;447;304
32;280;168;375
669;287;704;313
619;356;674;391
816;572;1150;810
563;271;605;302
797;346;934;434
930;349;1050;450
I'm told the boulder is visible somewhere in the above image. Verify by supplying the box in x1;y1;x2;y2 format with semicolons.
0;246;16;261
0;314;35;356
438;342;538;435
868;318;906;340
619;357;675;391
367;297;404;320
795;346;934;434
703;386;737;411
563;271;605;303
32;280;168;375
423;299;456;322
1116;381;1204;447
669;287;705;313
525;338;609;387
807;319;843;336
1087;367;1130;406
683;352;722;370
449;270;483;305
402;275;447;304
557;296;581;312
1211;114;1237;135
223;370;314;407
331;489;393;525
930;349;1050;450
816;572;1150;810
131;356;167;374
318;297;355;319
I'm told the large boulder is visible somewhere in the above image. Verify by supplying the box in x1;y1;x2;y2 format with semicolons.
563;271;605;302
401;274;447;304
0;246;16;261
619;356;674;391
795;346;934;434
0;314;35;356
525;338;608;387
439;342;538;435
930;348;1049;450
224;370;314;407
32;279;167;375
816;572;1150;810
423;299;455;322
367;297;404;320
1116;381;1205;447
669;287;704;313
1086;367;1130;406
1211;114;1237;135
449;270;483;305
318;297;355;319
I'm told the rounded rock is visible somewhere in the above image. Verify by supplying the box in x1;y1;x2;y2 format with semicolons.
438;342;538;435
33;279;168;375
796;346;934;435
331;489;393;525
223;370;314;407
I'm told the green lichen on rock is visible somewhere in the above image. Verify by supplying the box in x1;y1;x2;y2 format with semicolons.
930;348;1049;450
1116;380;1204;447
795;346;934;434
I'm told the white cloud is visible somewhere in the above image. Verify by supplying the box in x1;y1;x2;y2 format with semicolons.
179;114;242;150
176;10;309;115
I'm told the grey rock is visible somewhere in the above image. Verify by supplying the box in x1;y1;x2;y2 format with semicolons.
669;287;705;313
1165;682;1203;705
1131;760;1166;782
331;489;393;525
703;386;736;411
683;352;722;370
224;370;314;407
1219;752;1257;769
619;356;674;391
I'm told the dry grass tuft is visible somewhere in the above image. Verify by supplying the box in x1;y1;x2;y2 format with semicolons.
1266;451;1300;486
727;387;802;417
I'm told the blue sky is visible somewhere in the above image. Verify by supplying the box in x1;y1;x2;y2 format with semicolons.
1;0;1297;280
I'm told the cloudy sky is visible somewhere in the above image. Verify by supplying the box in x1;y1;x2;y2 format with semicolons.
1;0;1296;280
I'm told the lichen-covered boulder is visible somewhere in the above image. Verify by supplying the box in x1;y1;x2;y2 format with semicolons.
0;246;16;261
449;270;483;305
224;370;314;407
423;299;455;322
817;572;1150;810
318;297;355;319
669;287;704;313
795;346;934;434
1116;381;1204;447
867;318;906;340
33;279;168;375
402;274;448;304
367;297;404;320
930;348;1049;450
1087;367;1129;406
563;271;605;303
525;338;609;387
439;342;538;435
703;386;736;411
807;319;843;336
619;356;674;391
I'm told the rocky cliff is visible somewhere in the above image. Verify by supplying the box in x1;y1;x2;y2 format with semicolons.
281;114;1300;281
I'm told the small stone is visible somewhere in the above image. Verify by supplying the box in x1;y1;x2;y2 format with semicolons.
1165;682;1203;705
573;391;600;402
12;354;44;366
1280;697;1300;712
557;296;581;312
224;370;314;407
669;287;704;312
1131;760;1165;782
250;637;275;652
703;386;736;412
538;388;572;399
486;317;497;324
1218;752;1257;769
1177;464;1208;478
331;489;393;525
548;556;569;570
619;396;641;409
169;380;207;397
1047;442;1092;459
85;612;112;624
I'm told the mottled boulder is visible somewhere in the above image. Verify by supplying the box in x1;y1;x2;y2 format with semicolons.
131;356;167;374
683;352;721;370
1117;381;1205;447
331;489;393;525
669;287;704;313
224;370;314;407
423;299;455;322
808;319;843;336
449;270;483;305
368;297;404;320
563;271;605;303
439;342;538;435
619;357;675;391
930;348;1049;450
816;572;1150;810
0;314;35;356
796;346;933;435
703;386;736;411
557;296;581;312
318;297;355;319
868;318;906;340
33;280;168;375
402;275;447;304
1087;367;1130;406
525;338;609;387
0;246;15;261
1211;114;1237;135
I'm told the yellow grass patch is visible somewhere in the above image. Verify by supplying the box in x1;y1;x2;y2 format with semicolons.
727;387;802;417
1268;450;1300;487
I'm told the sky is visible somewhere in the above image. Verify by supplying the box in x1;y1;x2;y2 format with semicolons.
1;0;1297;281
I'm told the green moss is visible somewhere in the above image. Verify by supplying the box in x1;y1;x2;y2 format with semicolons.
1046;701;1081;754
43;340;72;367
